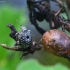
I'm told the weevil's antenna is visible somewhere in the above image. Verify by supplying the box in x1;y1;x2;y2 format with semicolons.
16;20;27;26
15;20;27;31
16;20;22;26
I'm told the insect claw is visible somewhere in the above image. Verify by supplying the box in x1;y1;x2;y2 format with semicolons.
0;44;12;50
7;24;12;28
20;52;29;59
20;55;23;59
0;44;7;47
0;44;13;50
0;44;22;51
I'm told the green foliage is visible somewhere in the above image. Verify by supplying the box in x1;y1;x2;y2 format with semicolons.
16;59;69;70
0;6;27;70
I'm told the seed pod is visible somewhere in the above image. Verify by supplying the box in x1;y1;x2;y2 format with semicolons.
41;29;70;60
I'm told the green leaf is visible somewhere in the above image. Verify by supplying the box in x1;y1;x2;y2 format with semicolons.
0;68;9;70
0;6;27;70
16;59;69;70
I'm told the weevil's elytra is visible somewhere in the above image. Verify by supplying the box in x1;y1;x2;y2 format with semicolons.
41;29;70;58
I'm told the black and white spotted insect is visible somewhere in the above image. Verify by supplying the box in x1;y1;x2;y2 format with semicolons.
0;24;42;59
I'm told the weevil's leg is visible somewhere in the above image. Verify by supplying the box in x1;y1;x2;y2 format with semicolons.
33;42;42;50
20;49;34;59
20;52;29;59
0;44;23;51
31;41;42;52
7;24;18;41
20;42;43;59
29;7;45;35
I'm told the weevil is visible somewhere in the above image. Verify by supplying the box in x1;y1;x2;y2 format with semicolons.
0;24;42;59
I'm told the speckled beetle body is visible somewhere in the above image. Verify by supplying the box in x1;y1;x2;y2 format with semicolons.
0;24;42;59
41;29;70;60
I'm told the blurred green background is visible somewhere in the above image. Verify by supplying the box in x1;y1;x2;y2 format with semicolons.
0;0;70;70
